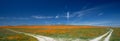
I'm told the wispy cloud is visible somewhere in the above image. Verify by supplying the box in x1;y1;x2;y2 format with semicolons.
81;3;90;10
68;5;111;24
81;5;88;10
84;21;111;25
55;15;59;19
98;13;104;16
70;4;112;18
31;5;105;19
71;7;102;17
0;17;6;19
0;17;30;20
70;20;112;26
32;16;54;19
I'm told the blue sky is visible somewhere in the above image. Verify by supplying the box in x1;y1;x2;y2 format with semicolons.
0;0;120;26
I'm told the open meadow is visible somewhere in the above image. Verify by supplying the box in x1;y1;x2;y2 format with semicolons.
0;25;120;41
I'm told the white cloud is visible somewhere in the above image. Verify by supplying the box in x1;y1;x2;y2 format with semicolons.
68;5;109;24
55;15;59;19
72;7;101;17
0;17;29;20
98;13;104;16
71;4;110;18
12;17;30;20
32;16;54;19
31;6;104;19
70;20;112;26
85;21;111;25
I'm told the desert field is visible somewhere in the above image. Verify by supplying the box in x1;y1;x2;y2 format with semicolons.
0;25;120;41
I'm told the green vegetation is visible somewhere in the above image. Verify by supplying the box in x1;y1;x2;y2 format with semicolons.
11;28;109;39
0;28;37;41
0;27;120;41
110;28;120;41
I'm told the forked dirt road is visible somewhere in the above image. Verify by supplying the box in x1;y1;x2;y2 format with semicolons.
7;29;113;41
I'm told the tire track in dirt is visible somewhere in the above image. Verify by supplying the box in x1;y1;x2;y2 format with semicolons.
90;29;113;41
103;29;113;41
7;29;56;41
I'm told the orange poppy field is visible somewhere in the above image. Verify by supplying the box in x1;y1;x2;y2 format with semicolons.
0;25;120;41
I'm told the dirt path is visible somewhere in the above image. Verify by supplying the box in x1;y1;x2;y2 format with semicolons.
104;29;113;41
90;29;113;41
7;29;56;41
7;29;113;41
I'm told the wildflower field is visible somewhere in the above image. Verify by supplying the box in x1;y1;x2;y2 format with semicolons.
0;25;120;41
